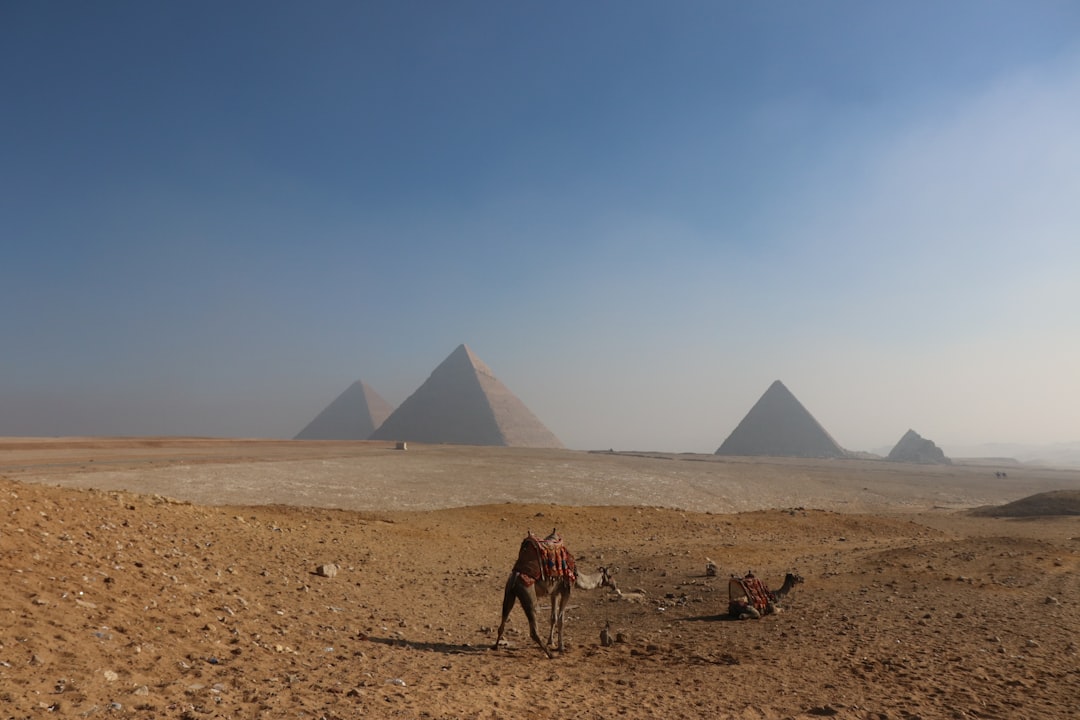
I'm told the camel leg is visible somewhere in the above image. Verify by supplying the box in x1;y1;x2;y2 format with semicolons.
517;585;553;658
553;586;569;652
492;577;518;651
493;576;552;658
546;591;558;648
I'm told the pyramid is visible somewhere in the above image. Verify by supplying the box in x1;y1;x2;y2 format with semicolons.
887;429;951;464
715;380;846;458
294;380;393;440
369;344;563;448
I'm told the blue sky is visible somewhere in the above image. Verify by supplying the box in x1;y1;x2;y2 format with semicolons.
3;1;1079;453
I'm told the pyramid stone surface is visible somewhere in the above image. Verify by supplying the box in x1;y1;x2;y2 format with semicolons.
715;380;846;458
887;429;951;464
369;344;563;448
294;381;393;440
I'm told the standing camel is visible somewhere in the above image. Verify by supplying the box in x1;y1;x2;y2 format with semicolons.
492;529;611;658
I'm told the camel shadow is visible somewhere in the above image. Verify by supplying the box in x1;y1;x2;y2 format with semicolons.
360;635;488;655
679;613;738;622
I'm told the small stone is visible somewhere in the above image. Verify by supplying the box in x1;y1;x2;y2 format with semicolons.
316;564;338;579
1045;596;1059;605
103;670;119;682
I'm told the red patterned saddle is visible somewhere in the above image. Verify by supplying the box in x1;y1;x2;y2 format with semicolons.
728;572;774;615
512;529;577;586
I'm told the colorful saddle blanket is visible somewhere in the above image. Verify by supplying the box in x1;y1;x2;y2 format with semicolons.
729;573;774;614
512;530;577;586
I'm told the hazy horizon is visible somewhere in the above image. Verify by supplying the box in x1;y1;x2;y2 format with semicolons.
3;3;1079;453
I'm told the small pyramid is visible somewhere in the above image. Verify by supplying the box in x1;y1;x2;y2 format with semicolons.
887;429;951;464
369;344;563;448
294;380;393;440
715;380;846;458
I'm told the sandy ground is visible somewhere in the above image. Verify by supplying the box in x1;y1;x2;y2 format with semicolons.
2;438;1079;719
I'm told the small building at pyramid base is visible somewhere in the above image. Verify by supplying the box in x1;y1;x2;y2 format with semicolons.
715;380;847;459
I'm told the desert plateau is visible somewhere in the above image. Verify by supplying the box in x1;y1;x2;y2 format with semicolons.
2;438;1079;719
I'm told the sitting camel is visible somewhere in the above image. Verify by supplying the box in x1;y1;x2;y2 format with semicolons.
728;571;803;620
492;529;612;658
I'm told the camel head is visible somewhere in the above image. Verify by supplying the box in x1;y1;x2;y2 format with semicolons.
576;565;614;591
778;573;805;598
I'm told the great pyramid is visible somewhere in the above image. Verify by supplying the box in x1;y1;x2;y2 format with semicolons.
294;380;393;440
715;380;847;458
887;429;951;464
369;344;563;448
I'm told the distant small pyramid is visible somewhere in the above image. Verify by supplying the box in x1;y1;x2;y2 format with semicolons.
715;380;846;458
887;429;951;464
369;344;563;448
295;380;393;440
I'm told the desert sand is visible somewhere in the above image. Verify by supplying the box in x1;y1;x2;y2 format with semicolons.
2;438;1079;719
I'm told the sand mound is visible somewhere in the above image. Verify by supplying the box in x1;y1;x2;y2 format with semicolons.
971;489;1080;517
